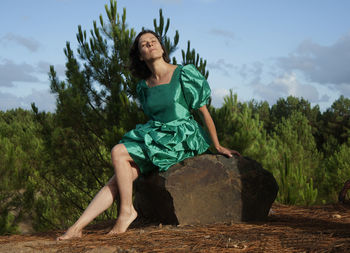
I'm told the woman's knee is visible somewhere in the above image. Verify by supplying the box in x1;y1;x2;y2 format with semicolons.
111;144;128;160
111;144;140;179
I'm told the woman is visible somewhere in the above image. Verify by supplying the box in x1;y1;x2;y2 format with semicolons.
57;30;240;240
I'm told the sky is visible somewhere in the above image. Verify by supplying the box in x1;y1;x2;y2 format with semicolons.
1;0;350;112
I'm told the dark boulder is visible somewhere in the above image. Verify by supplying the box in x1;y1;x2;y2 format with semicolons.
133;154;278;225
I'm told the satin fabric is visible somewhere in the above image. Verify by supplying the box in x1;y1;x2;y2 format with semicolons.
120;64;211;174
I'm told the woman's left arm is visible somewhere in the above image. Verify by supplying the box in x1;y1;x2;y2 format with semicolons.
198;105;241;158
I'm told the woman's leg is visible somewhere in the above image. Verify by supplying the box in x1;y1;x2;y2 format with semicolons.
56;175;119;240
57;144;139;240
56;175;118;240
108;144;140;234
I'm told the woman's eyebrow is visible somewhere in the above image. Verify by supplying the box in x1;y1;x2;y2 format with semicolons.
140;36;157;42
139;39;150;44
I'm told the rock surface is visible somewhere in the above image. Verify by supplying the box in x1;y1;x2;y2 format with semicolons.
133;154;278;225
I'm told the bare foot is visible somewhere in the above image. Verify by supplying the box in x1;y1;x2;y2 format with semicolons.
56;226;82;241
107;207;138;235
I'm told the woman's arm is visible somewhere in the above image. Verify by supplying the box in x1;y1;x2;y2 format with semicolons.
198;105;240;158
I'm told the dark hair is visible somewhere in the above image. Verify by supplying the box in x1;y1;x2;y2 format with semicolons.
129;30;170;79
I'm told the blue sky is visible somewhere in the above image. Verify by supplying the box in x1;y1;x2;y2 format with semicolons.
1;0;350;112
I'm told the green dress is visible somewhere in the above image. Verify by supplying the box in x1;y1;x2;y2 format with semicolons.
119;64;212;174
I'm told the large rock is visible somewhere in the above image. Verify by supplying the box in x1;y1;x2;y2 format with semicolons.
133;154;278;225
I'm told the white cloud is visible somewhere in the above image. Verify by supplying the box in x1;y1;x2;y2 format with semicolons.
208;59;235;76
235;33;350;106
253;78;288;104
0;92;22;111
0;33;41;52
0;59;64;88
238;61;263;84
337;83;350;96
211;88;230;107
0;59;39;87
0;89;56;112
252;72;330;105
277;33;350;95
23;89;56;112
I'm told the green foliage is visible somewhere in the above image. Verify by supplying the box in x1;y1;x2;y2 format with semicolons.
270;96;321;137
209;90;274;168
320;139;350;202
270;111;320;205
249;100;271;132
319;95;350;155
271;96;320;126
0;210;17;235
0;109;44;234
277;153;318;206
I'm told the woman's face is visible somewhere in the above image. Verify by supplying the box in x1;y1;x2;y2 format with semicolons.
138;33;164;62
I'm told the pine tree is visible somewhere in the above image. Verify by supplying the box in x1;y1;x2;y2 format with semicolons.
320;95;350;156
249;99;271;133
271;112;320;205
209;90;273;165
271;96;321;133
0;109;44;234
322;138;350;202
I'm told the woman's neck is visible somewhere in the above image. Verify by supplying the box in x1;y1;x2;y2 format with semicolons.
145;59;176;86
146;59;171;81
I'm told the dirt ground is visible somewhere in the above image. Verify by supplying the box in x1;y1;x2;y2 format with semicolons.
1;203;350;253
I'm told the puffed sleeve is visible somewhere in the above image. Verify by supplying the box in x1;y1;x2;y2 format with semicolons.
180;64;211;110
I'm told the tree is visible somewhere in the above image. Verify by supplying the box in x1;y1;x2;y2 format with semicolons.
322;139;350;202
270;96;321;133
248;99;271;133
209;91;273;167
319;95;350;156
271;112;320;205
0;109;45;234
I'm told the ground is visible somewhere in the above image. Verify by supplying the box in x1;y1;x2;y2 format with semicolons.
1;203;350;252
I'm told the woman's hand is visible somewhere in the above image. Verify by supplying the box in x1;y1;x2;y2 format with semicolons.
216;145;241;158
197;106;241;158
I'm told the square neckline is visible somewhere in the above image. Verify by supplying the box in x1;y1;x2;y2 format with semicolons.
144;65;180;89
